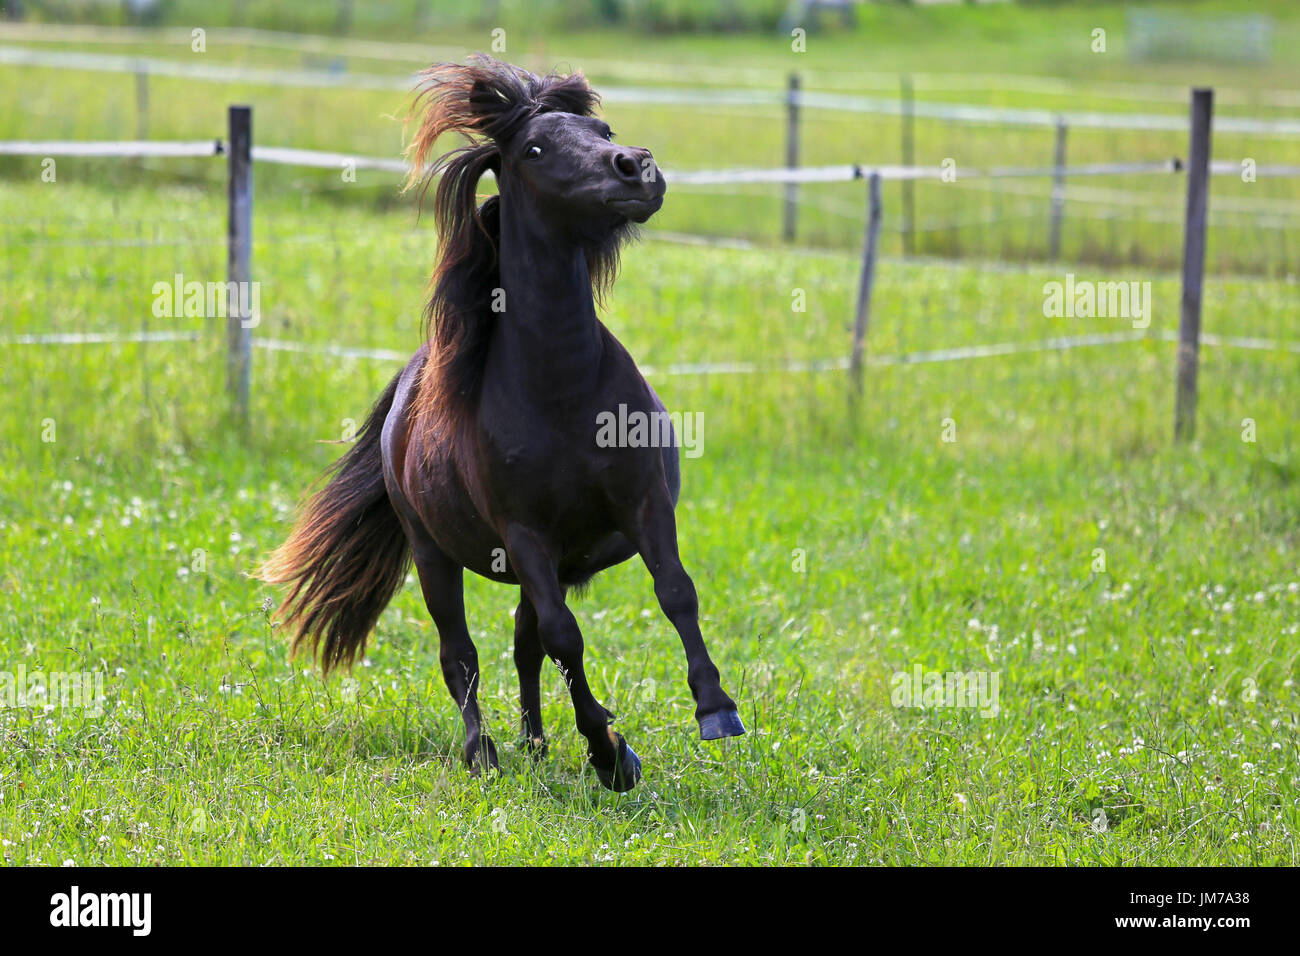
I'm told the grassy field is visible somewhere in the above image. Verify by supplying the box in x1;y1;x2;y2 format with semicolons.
1;2;1298;866
1;176;1298;864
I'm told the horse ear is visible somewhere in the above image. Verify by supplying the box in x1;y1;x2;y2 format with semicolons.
467;77;514;125
534;73;600;118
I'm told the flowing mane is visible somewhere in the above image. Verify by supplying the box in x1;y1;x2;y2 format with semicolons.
402;56;626;444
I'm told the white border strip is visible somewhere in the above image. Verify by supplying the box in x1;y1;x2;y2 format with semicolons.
255;337;409;361
0;140;1192;185
5;331;201;344
250;145;408;174
7;329;1295;369
0;139;220;157
4;24;1300;108
0;45;412;91
4;44;1300;136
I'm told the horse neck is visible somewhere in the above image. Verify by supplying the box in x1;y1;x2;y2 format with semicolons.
491;192;604;399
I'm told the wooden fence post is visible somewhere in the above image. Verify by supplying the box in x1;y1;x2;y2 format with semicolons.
783;72;800;242
1175;88;1213;443
850;171;883;399
227;105;253;429
1049;117;1067;260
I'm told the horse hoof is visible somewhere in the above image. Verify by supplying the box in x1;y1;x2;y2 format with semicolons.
521;735;549;761
593;733;641;792
467;735;499;776
698;708;746;740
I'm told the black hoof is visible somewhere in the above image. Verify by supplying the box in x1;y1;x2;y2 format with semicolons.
466;735;499;776
698;708;746;740
593;733;641;792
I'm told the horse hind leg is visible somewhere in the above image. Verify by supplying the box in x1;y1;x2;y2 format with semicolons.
410;537;497;775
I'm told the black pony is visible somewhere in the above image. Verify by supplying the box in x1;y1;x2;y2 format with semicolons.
259;56;743;791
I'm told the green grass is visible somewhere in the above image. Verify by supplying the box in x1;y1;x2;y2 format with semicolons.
1;173;1298;864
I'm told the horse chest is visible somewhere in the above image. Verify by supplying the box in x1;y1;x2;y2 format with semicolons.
479;411;660;522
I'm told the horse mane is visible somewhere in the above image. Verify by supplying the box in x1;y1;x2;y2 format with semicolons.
402;56;625;446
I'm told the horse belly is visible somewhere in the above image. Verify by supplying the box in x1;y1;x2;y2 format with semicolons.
558;531;638;585
414;455;517;583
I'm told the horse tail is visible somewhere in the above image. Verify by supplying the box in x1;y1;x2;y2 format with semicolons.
256;372;411;675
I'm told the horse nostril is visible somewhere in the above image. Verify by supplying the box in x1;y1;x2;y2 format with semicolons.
612;152;639;181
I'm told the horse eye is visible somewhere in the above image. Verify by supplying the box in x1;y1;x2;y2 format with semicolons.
525;144;543;160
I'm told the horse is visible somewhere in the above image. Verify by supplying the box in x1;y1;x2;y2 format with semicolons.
258;56;744;791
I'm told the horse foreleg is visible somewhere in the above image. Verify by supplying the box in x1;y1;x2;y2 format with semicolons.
627;486;745;740
505;524;641;791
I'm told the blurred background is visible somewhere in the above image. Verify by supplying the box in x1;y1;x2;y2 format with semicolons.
5;0;1299;268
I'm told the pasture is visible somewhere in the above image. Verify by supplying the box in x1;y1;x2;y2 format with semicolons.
1;2;1298;865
